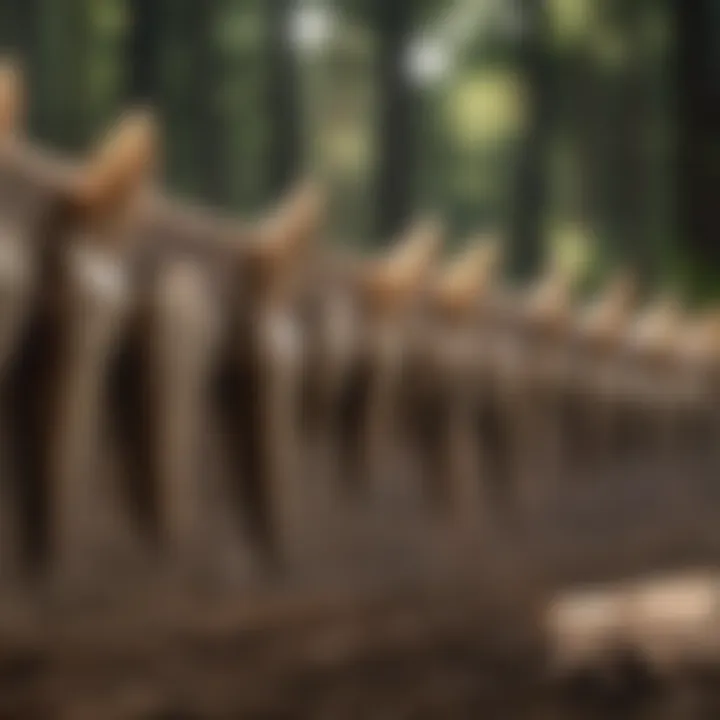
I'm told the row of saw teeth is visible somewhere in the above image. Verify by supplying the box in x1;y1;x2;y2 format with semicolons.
0;59;717;589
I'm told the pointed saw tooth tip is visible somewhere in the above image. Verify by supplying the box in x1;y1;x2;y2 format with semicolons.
634;296;682;351
463;235;502;275
275;178;325;222
99;108;159;167
359;221;443;313
527;268;572;323
254;180;325;267
388;217;443;273
434;238;501;311
403;214;443;241
540;261;573;291
582;303;615;337
292;177;326;211
87;110;159;182
584;270;637;333
543;251;584;290
285;179;326;239
74;109;160;222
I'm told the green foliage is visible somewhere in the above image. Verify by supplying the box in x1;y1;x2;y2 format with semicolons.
0;0;685;294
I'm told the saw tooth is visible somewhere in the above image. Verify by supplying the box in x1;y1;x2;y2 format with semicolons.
432;234;502;317
258;179;325;259
39;111;157;586
581;269;637;344
630;294;682;356
72;109;160;236
524;255;582;331
361;217;443;317
245;179;326;308
231;188;325;569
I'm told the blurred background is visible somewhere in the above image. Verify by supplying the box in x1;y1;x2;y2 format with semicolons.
0;0;714;300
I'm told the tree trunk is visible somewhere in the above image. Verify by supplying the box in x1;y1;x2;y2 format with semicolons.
262;0;302;204
4;0;39;135
188;0;228;205
509;0;551;279
126;0;162;103
613;2;654;285
676;0;720;270
373;1;418;242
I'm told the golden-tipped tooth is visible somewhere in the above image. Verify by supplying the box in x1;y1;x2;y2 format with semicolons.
383;217;443;280
526;264;576;328
363;217;443;311
75;109;159;218
631;294;682;354
433;235;502;314
0;59;24;138
256;179;326;266
582;269;636;339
